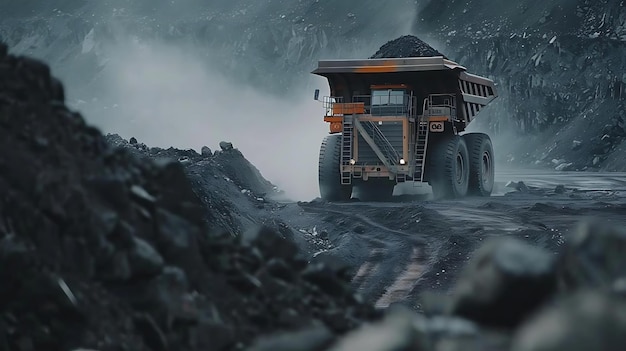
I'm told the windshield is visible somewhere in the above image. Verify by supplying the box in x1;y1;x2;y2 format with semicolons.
371;89;406;106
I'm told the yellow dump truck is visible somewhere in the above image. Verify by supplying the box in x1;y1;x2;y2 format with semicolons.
313;57;498;201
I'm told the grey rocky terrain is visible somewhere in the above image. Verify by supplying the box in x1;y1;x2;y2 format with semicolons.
2;42;626;350
2;1;626;351
418;1;626;173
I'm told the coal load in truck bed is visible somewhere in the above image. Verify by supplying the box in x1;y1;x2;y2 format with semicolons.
370;35;447;59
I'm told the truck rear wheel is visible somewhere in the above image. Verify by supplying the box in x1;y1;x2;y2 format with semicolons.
354;179;395;202
463;133;494;197
429;135;469;199
319;134;352;201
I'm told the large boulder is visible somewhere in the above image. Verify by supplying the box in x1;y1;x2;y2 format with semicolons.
557;220;626;291
246;326;335;351
447;237;557;328
510;291;626;351
219;141;234;151
327;308;424;351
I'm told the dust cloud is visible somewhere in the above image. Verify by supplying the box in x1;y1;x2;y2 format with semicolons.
78;38;330;201
61;0;419;202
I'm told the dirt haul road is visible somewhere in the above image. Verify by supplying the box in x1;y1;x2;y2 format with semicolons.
273;171;626;309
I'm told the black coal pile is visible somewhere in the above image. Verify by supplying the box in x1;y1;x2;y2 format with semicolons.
253;221;626;351
0;42;378;351
105;134;276;201
370;35;447;59
104;133;285;237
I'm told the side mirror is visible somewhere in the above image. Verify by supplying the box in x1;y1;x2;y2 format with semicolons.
314;89;320;101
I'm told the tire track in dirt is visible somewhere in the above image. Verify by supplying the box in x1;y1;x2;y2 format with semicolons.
375;246;424;308
351;248;386;289
299;203;428;303
298;199;551;305
290;173;626;308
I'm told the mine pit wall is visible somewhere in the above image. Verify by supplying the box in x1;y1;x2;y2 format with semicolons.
440;34;626;169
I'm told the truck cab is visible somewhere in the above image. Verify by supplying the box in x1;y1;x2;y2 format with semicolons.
369;86;409;116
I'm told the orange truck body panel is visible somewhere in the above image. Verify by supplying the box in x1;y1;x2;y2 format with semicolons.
330;102;365;115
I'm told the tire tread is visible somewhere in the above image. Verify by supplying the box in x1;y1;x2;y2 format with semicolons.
463;133;494;197
429;136;469;199
319;134;352;201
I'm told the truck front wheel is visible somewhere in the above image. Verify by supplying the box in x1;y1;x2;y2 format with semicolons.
463;133;494;197
318;134;353;201
429;135;470;199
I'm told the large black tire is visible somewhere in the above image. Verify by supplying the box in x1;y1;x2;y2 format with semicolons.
353;179;395;202
319;134;352;201
463;133;495;197
429;135;470;199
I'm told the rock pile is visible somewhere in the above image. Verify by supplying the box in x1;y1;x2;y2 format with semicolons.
252;221;626;351
104;133;289;236
370;35;447;59
0;42;378;351
590;115;626;166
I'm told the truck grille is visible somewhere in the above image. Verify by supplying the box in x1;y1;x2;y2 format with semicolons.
357;121;404;165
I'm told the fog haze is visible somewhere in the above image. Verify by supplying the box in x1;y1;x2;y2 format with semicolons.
5;0;416;200
84;37;333;200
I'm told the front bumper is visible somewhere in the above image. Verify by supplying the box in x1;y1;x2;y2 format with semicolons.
342;165;411;181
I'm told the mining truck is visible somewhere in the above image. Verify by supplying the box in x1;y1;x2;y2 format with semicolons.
313;56;498;201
